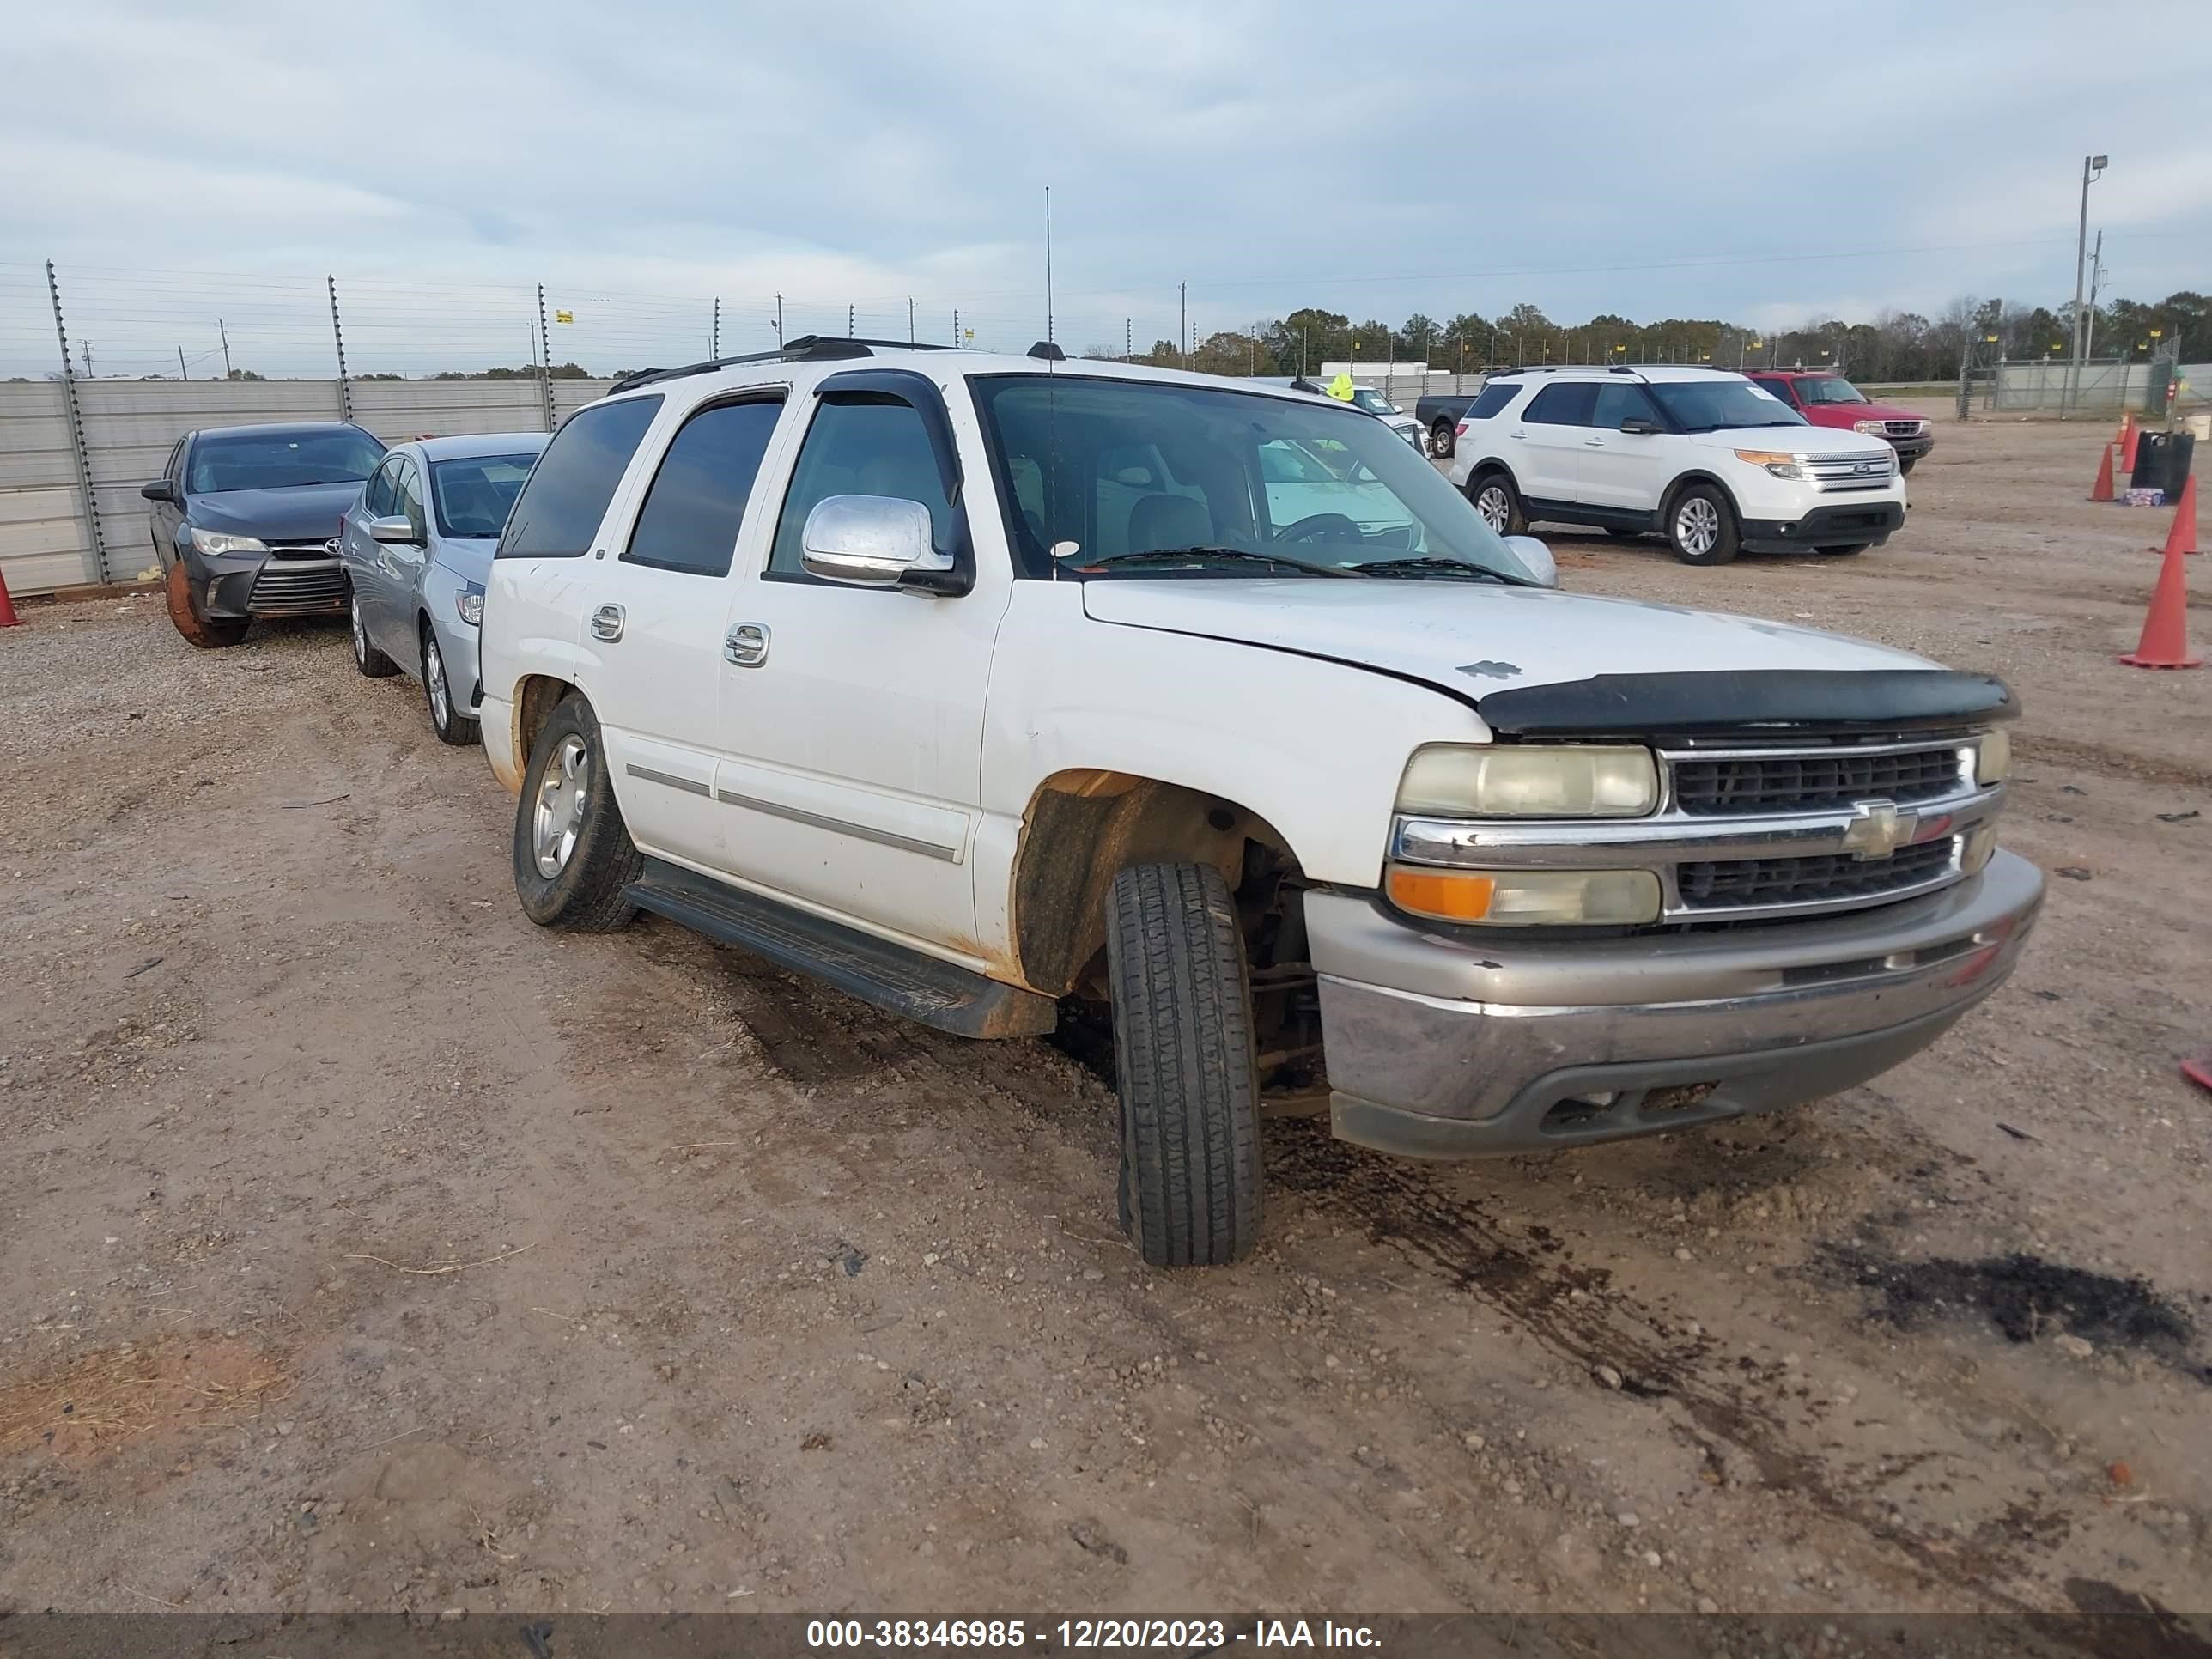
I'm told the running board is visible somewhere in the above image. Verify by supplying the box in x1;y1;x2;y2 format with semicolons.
624;860;1056;1040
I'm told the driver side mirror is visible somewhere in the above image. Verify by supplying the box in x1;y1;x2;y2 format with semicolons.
801;494;956;591
140;478;179;503
1502;534;1558;588
368;515;421;545
1619;416;1662;435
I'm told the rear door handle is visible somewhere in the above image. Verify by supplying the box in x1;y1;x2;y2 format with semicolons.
724;622;770;667
590;603;625;642
1583;437;1607;447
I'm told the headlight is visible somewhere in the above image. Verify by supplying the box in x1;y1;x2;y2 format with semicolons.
1974;727;2009;785
1398;744;1659;817
1387;864;1662;926
1852;419;1887;435
189;529;268;556
455;586;485;626
1733;449;1809;480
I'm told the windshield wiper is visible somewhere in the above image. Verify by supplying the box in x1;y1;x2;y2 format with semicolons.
1072;546;1354;578
1352;556;1521;584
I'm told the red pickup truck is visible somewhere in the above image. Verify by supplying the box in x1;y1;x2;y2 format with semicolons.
1742;371;1934;474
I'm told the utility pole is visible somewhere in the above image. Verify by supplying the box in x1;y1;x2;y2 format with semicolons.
2065;153;2108;418
218;319;232;380
178;346;188;381
2084;228;2106;372
1179;283;1187;371
908;297;915;343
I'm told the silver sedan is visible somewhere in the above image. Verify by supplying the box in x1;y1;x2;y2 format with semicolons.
338;433;548;744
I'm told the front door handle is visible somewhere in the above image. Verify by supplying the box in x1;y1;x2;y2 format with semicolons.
590;603;625;642
724;622;770;667
1583;437;1607;447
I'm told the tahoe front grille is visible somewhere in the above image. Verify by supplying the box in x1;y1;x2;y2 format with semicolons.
1677;836;1957;912
1671;744;1966;815
248;559;349;615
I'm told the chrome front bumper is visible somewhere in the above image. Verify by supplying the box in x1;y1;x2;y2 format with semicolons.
1307;849;2044;1157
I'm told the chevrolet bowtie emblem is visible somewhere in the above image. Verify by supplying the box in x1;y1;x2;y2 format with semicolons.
1840;799;1917;860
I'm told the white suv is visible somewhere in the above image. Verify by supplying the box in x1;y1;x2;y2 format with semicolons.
1444;366;1907;563
476;339;2038;1269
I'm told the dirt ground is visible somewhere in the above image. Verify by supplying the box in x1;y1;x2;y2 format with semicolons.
0;410;2206;1623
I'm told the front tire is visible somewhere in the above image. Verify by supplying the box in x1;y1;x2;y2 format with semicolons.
1106;863;1261;1269
350;594;398;677
1468;469;1528;537
1429;419;1456;459
422;625;479;746
512;693;641;931
1665;483;1740;565
165;561;247;649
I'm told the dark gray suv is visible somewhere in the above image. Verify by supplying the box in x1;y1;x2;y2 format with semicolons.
142;422;387;647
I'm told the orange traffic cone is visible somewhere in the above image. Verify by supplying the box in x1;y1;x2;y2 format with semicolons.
2150;474;2200;556
2119;520;2202;669
0;562;20;628
2089;443;2117;501
2119;413;2141;473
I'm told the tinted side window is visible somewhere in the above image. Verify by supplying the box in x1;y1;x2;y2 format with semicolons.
768;398;953;579
623;398;784;577
497;395;664;561
1523;384;1596;426
394;459;426;539
364;457;400;517
163;440;185;484
1466;383;1520;420
1591;385;1660;428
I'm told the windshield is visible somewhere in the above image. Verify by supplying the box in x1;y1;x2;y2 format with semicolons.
186;428;385;493
1793;376;1870;405
1646;381;1808;434
431;453;541;538
971;374;1541;582
1348;389;1402;416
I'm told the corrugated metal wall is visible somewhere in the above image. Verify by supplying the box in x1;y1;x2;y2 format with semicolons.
0;376;612;597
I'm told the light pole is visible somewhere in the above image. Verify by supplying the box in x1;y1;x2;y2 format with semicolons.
2064;153;2108;417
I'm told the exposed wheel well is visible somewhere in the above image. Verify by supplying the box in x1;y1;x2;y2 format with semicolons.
1008;770;1304;999
515;674;575;765
1659;471;1742;526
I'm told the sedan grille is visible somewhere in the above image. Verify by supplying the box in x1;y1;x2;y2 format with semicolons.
1677;836;1957;912
248;558;349;616
1807;451;1896;492
1671;745;1966;816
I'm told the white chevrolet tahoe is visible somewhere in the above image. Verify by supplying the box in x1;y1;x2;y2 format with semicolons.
477;337;2040;1268
1444;365;1909;563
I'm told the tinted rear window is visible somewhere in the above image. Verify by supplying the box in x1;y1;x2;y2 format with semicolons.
1522;384;1596;426
497;397;663;560
1466;383;1519;420
623;398;784;576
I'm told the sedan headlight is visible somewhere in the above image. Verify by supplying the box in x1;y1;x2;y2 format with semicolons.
1387;864;1662;927
1398;744;1659;817
189;528;268;556
1974;727;2009;786
1733;449;1810;481
455;585;485;626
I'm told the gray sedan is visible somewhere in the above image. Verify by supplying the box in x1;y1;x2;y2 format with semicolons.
338;433;548;744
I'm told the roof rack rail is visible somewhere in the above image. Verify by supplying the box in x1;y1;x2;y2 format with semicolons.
606;335;952;397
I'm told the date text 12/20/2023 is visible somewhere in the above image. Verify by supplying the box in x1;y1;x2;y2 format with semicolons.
804;1619;1382;1650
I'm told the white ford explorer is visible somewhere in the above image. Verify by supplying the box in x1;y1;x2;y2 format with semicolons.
1444;365;1910;563
477;337;2040;1268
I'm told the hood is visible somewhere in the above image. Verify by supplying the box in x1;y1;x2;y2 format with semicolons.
1796;397;1925;427
1076;579;2011;734
1686;424;1893;455
188;481;363;542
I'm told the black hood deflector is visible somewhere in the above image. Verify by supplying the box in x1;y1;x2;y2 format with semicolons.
1474;669;2017;738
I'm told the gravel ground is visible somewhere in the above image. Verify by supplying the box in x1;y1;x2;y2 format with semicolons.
0;411;2206;1623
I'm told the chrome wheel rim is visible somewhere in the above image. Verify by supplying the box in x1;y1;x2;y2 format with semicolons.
426;636;448;728
350;599;368;662
1675;497;1720;556
532;733;588;878
1475;483;1510;532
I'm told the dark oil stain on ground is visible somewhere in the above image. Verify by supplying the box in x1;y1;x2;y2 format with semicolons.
1822;1247;2206;1382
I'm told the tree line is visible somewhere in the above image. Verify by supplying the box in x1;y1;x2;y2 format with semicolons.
1097;289;2209;382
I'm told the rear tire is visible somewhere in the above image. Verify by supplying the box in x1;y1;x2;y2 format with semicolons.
1664;483;1740;566
350;593;398;677
512;693;641;932
422;625;480;746
165;561;247;649
1815;544;1870;556
1468;469;1528;537
1429;419;1456;459
1106;863;1261;1269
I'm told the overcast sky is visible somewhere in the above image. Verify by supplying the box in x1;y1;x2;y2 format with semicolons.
4;0;2209;376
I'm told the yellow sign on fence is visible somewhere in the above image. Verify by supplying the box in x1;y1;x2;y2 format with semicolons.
554;310;574;325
